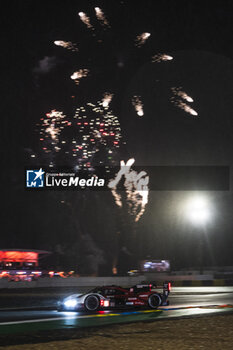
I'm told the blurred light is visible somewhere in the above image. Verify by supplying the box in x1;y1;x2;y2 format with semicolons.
185;195;211;225
64;298;78;308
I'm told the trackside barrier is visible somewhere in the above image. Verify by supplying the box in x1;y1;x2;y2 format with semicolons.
0;276;232;288
172;279;233;287
0;276;145;289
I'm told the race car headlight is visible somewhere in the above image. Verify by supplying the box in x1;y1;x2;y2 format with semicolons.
64;298;78;308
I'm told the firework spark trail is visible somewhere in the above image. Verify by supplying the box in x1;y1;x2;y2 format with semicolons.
132;96;144;116
108;159;149;222
171;87;194;102
135;32;151;47
78;11;94;30
70;69;89;85
172;99;198;116
177;101;198;116
152;53;173;62
54;40;78;52
102;92;113;107
111;189;122;208
170;87;197;116
95;7;110;27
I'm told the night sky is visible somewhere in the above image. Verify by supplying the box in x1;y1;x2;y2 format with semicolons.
3;0;233;274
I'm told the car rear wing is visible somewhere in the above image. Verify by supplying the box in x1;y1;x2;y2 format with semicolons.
131;282;171;293
136;281;172;294
130;283;156;292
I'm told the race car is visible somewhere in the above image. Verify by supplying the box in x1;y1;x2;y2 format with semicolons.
58;282;171;311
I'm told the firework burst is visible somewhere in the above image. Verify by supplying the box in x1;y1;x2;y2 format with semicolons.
171;87;197;116
70;69;89;85
54;40;78;52
78;11;94;30
171;99;198;116
152;53;173;62
38;101;121;169
171;87;194;102
102;92;113;107
39;110;66;145
176;101;198;116
34;5;201;228
95;7;110;28
132;96;144;116
135;32;151;47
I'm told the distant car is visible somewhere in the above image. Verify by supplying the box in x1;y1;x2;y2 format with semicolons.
127;269;140;276
58;282;171;311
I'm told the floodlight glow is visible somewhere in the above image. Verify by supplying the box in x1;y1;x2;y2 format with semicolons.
185;195;211;225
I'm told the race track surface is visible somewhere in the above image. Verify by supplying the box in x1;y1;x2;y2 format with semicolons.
0;286;232;334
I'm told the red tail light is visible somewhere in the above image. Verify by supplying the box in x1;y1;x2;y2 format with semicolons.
100;299;109;307
168;282;171;291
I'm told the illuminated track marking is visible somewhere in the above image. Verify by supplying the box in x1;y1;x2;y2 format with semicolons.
160;304;233;311
0;314;119;326
0;309;160;326
1;305;232;326
0;306;232;335
0;305;232;329
0;316;80;326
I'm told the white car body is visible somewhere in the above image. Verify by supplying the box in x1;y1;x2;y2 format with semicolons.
59;291;109;311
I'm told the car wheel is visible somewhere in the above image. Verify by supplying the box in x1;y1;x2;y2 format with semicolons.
148;293;161;309
84;295;100;311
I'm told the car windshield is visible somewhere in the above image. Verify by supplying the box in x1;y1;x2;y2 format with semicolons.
88;287;104;295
